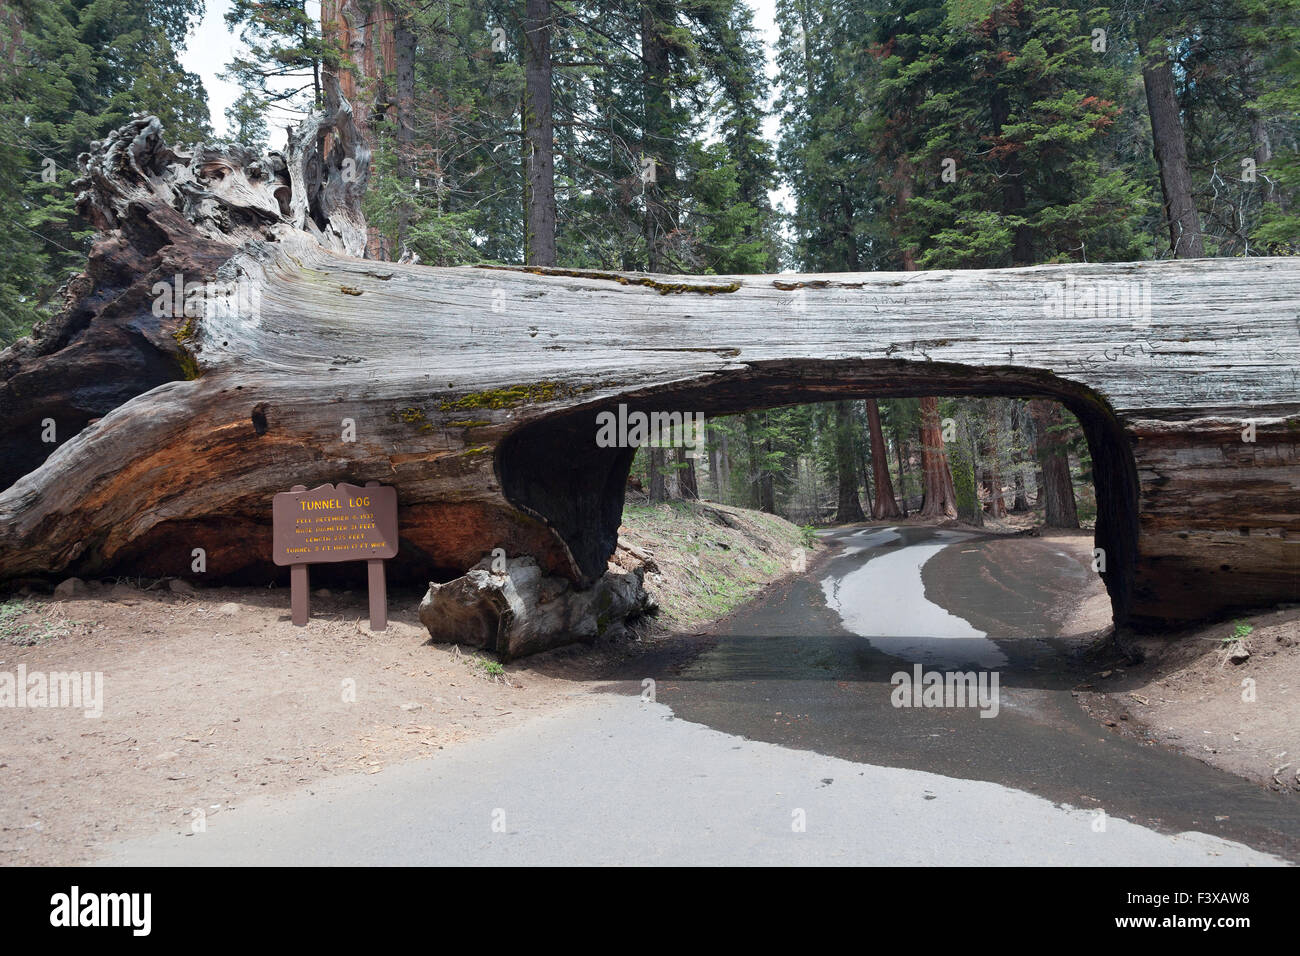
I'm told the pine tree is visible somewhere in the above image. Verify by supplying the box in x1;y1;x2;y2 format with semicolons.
872;0;1150;269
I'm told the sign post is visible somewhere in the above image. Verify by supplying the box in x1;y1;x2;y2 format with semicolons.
272;481;398;630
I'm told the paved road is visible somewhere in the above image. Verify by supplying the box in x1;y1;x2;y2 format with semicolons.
102;695;1281;866
100;525;1294;866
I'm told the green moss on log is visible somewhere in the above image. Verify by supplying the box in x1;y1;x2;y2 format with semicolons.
439;381;592;412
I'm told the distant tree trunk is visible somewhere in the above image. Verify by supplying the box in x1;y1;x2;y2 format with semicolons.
1009;402;1031;512
856;404;875;515
393;13;416;259
982;415;1006;518
743;412;763;510
706;421;721;499
1139;41;1205;258
522;0;556;266
1030;400;1079;528
641;1;677;272
1012;470;1030;512
1244;57;1286;215
675;447;698;500
892;155;918;271
648;447;667;502
759;471;775;513
717;425;731;499
866;399;900;518
917;396;957;518
759;415;776;514
894;425;909;518
988;82;1034;265
951;432;983;527
833;401;865;522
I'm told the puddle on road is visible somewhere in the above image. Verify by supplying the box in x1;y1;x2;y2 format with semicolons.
818;526;1008;669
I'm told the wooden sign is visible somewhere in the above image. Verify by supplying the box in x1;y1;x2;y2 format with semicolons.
272;481;398;630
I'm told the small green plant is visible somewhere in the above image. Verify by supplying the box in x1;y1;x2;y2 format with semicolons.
800;525;817;549
0;599;80;646
1223;620;1254;643
481;659;505;677
0;599;27;641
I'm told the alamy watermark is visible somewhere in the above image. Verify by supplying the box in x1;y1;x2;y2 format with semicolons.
152;272;262;322
595;404;704;458
0;665;103;718
891;664;1000;718
1042;276;1151;328
50;886;150;936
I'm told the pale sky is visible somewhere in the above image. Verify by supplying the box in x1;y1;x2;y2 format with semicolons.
179;0;321;146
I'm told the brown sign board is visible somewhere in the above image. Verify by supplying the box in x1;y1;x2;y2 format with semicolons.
272;482;397;631
272;482;398;566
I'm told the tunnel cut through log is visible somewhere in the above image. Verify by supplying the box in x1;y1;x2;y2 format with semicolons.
495;359;1141;627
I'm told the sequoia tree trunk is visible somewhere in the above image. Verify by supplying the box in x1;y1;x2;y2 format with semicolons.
866;400;901;519
1030;400;1079;529
393;12;416;260
917;395;957;518
322;0;398;259
640;1;677;272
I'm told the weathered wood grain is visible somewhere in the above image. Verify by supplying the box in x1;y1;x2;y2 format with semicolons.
1;116;1296;631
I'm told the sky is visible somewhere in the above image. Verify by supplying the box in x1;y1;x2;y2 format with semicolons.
179;0;791;213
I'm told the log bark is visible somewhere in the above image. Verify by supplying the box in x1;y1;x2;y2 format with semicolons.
1;117;1298;636
418;554;653;660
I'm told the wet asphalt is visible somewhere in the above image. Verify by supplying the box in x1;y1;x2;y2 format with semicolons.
643;525;1300;862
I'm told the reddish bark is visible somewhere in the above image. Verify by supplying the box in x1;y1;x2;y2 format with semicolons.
866;400;901;518
917;396;957;518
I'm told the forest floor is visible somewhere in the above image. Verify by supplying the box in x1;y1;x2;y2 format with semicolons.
0;500;809;865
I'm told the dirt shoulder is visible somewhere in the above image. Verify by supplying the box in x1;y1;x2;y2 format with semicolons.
1080;606;1300;791
0;500;809;865
1033;534;1300;792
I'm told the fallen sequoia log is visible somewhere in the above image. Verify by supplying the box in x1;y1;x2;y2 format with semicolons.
1;114;1298;646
